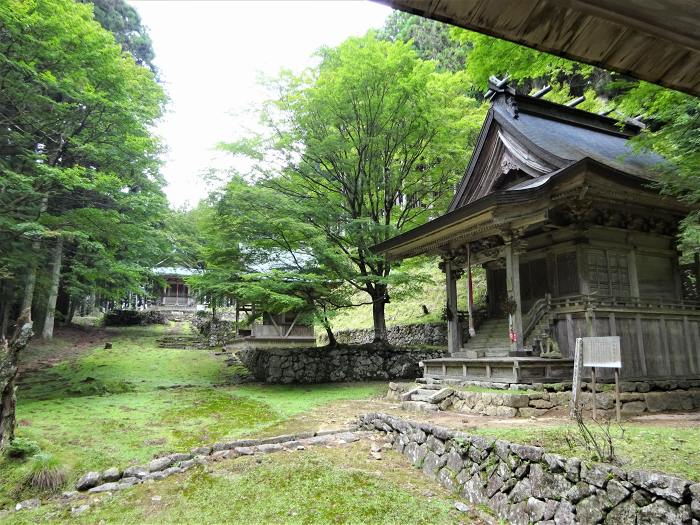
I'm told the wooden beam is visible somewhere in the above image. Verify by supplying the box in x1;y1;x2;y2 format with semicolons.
284;313;300;338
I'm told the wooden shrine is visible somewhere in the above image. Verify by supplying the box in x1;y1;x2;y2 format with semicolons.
373;83;699;384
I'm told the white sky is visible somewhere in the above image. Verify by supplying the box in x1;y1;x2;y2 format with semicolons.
130;1;393;208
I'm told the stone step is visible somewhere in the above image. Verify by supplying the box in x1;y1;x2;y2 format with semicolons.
400;400;439;413
415;388;438;396
411;394;435;402
453;349;510;358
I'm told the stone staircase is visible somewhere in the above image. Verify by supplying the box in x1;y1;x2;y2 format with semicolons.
400;384;454;412
156;334;208;350
452;317;510;358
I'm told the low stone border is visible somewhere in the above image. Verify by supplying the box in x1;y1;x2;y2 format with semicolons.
389;383;700;417
360;412;700;524
73;428;361;494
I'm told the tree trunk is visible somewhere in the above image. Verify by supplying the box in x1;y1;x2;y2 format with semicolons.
41;236;63;340
324;324;337;347
0;317;33;449
19;196;49;321
65;298;76;326
371;284;388;343
0;281;12;340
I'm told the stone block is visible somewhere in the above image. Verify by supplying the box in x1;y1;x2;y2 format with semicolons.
510;443;544;462
620;401;646;415
604;499;637;524
527;497;547;522
422;451;446;478
542;453;565;473
519;407;549;418
553;500;576;525
628;469;689;503
502;394;530;408
148;456;174;472
445;449;464;473
691;483;700;518
88;482;121;493
123;465;148;479
529;464;572;500
437;467;458;493
102;467;121;482
576;495;605;525
426;435;446;455
563;481;595;504
76;471;101;491
601;479;629;508
484;405;518;418
581;463;615;488
529;399;554;409
637;500;691;525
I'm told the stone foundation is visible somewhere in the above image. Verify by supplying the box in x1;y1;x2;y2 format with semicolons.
239;345;446;384
388;382;700;417
360;413;699;525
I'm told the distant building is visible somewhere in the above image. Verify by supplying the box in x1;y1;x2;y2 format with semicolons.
152;267;200;310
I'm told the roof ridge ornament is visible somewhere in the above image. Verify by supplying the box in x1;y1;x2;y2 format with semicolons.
484;75;511;100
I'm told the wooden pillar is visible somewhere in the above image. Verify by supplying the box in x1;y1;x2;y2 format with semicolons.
505;239;523;351
466;244;476;337
695;253;700;300
444;258;461;354
628;248;640;302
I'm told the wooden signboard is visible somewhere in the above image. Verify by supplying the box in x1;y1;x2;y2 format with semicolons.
571;336;622;421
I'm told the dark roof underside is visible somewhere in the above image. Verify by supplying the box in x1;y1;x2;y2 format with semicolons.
375;0;700;97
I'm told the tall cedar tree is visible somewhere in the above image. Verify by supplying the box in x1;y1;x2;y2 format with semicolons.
0;0;166;446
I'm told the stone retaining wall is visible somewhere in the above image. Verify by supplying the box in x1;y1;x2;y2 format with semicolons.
191;316;236;347
239;345;446;384
318;323;454;347
360;413;699;524
388;383;700;417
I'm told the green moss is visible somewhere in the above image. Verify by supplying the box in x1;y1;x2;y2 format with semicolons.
0;325;383;508
5;444;480;524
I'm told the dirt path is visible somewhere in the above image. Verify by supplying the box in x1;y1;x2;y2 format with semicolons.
256;396;700;438
17;324;109;376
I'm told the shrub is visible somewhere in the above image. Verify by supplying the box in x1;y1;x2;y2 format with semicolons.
3;438;41;460
22;453;67;491
104;309;167;326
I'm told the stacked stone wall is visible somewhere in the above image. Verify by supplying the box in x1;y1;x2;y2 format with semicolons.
318;323;453;347
191;316;236;347
388;382;700;417
360;413;699;524
239;346;446;384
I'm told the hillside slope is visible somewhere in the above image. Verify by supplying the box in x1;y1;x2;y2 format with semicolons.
330;258;486;331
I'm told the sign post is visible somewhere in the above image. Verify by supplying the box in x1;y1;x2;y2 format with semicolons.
570;336;622;421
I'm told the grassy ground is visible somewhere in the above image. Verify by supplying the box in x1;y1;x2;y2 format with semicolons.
1;323;385;509
329;258;487;331
5;443;485;525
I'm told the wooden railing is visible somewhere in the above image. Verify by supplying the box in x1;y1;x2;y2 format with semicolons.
522;293;552;342
549;295;700;314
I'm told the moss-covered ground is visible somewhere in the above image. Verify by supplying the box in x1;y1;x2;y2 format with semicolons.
5;442;484;525
0;323;387;511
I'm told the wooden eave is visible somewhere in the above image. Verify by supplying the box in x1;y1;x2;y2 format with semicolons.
375;0;700;97
372;158;693;260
